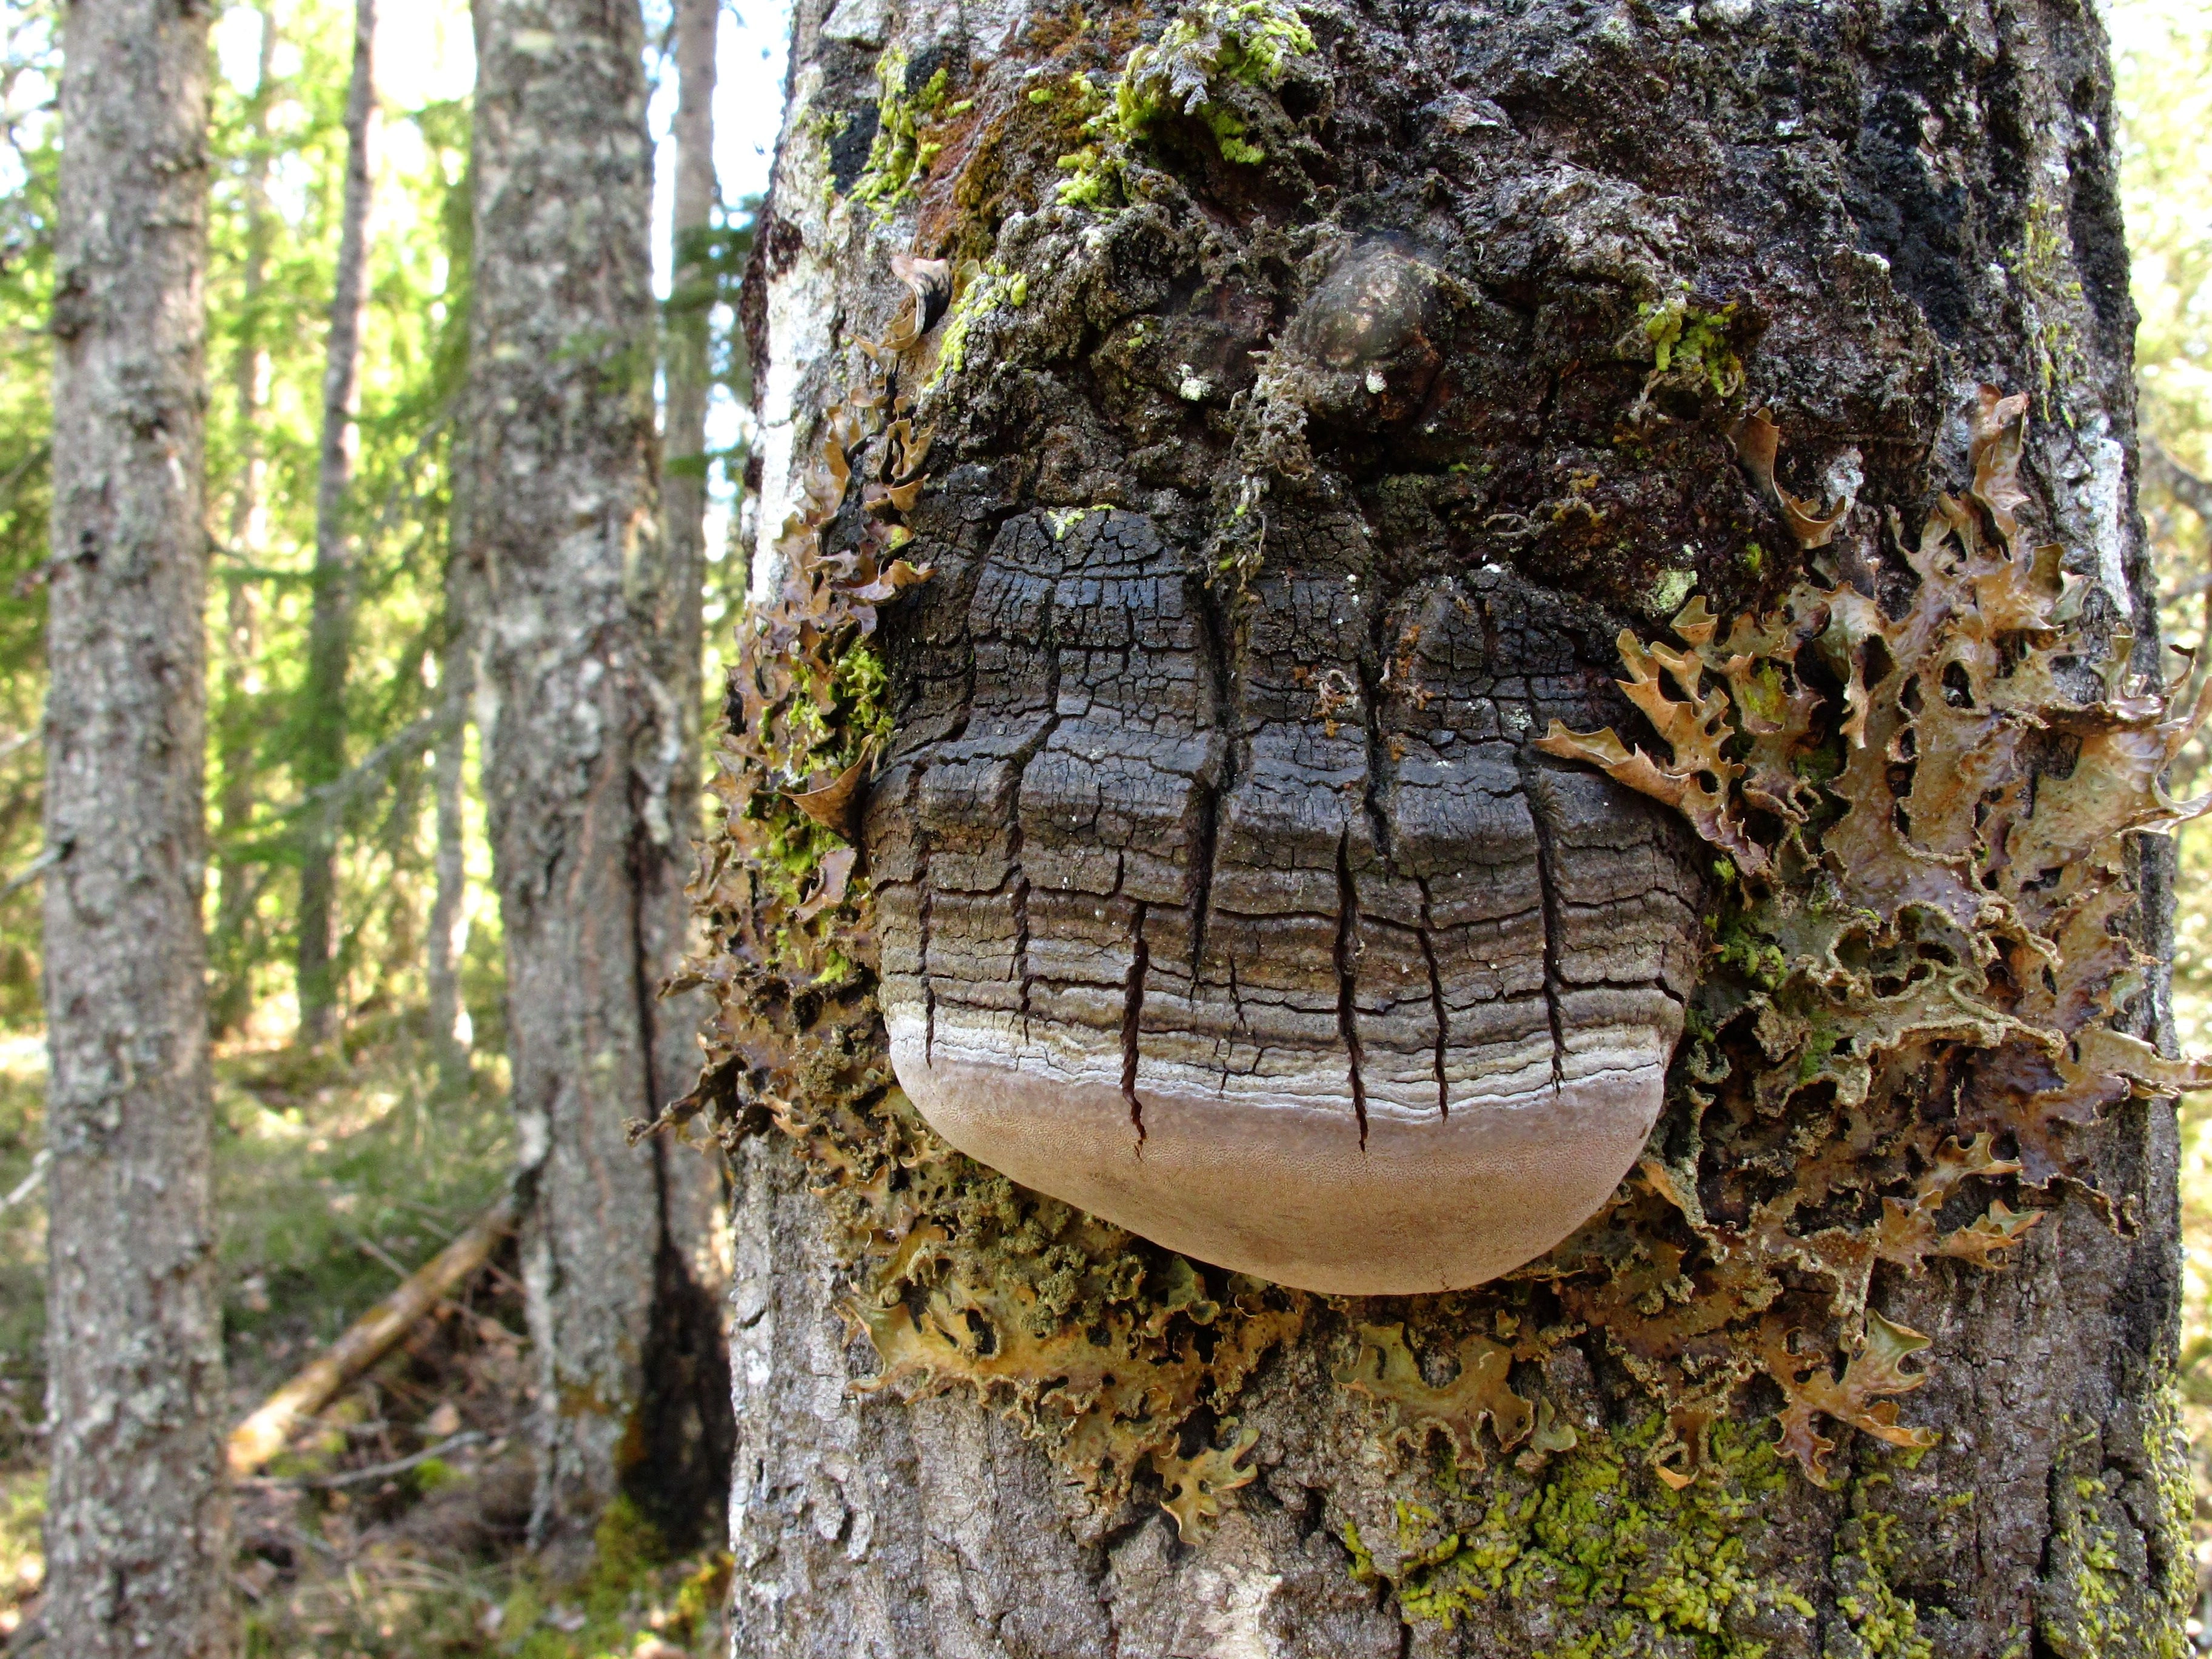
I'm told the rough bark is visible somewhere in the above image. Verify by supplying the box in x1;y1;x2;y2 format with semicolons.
297;0;378;1043
463;0;730;1558
728;0;2186;1652
40;0;229;1651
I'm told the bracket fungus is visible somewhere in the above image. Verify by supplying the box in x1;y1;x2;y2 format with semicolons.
866;506;1703;1295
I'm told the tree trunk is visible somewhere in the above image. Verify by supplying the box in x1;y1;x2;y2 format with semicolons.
426;598;474;1091
211;1;278;1037
662;0;719;689
643;0;737;1543
430;96;480;1096
722;0;2192;1652
296;0;377;1045
41;0;227;1651
464;0;730;1560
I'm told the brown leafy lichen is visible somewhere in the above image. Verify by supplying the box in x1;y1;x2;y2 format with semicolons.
1334;1322;1543;1468
1527;386;2211;1484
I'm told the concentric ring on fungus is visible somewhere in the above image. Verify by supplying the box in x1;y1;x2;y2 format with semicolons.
866;504;1702;1295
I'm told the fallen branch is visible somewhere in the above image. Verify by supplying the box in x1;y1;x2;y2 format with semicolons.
238;1428;488;1491
226;1186;518;1477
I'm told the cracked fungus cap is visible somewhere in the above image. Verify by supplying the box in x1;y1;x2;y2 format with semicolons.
866;508;1698;1296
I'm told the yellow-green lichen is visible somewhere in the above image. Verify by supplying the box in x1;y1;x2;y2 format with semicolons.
849;47;955;215
2145;1376;2196;1629
2008;198;2090;424
923;261;1018;392
1830;1507;1933;1659
1632;290;1744;401
1342;1518;1381;1584
1054;0;1316;207
1350;1416;1817;1654
804;106;854;210
1647;567;1697;615
2035;1425;2188;1659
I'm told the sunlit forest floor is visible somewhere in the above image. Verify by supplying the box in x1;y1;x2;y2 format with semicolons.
0;1030;730;1658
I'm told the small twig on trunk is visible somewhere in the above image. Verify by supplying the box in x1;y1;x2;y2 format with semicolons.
226;1186;518;1476
0;840;65;902
0;1147;49;1216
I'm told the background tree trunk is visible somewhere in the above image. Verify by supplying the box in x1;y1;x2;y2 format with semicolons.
296;0;378;1044
661;0;718;691
726;0;2188;1652
40;0;228;1651
638;0;737;1547
426;577;474;1092
464;0;729;1559
212;1;278;1038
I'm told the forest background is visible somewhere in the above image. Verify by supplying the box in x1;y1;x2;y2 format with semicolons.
0;0;2207;1652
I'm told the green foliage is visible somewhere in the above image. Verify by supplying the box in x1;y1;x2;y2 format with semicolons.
0;0;759;1045
186;0;482;1033
2116;0;2212;475
0;4;59;1030
213;1023;514;1394
0;1042;41;1458
0;1463;41;1638
668;196;759;436
2114;9;2212;1587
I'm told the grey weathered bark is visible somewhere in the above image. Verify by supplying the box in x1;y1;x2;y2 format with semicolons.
726;0;2188;1651
41;0;228;1651
295;0;378;1044
211;1;279;1037
464;0;731;1558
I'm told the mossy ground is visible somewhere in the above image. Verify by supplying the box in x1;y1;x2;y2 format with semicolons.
0;1025;732;1657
